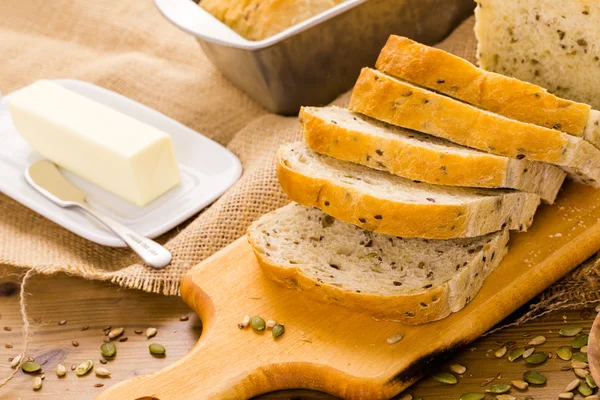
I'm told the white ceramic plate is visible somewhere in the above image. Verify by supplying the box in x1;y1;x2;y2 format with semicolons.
0;79;242;247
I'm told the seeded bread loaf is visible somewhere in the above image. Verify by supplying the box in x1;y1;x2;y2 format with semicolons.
200;0;346;40
301;106;566;203
376;35;592;139
278;142;540;239
349;68;600;186
475;0;600;110
248;203;510;324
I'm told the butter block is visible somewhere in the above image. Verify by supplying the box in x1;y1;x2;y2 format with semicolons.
9;80;181;206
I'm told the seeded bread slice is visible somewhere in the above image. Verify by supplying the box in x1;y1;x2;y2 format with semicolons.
278;142;540;239
375;35;592;138
349;68;600;186
248;203;510;324
301;106;566;203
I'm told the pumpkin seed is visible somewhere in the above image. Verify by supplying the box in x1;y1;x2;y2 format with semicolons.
522;347;535;358
146;327;157;339
560;326;583;337
33;376;42;390
573;352;589;362
21;361;41;373
272;324;285;338
525;352;547;364
149;343;166;355
95;367;111;377
10;354;22;369
485;383;511;394
107;327;124;339
508;348;525;362
100;342;116;358
523;370;547;385
56;364;67;377
579;381;593;396
528;335;546;345
559;393;574;399
450;364;467;375
432;372;457;384
250;316;266;331
565;378;581;391
495;346;507;358
574;368;590;378
75;360;93;376
459;393;485;400
558;346;573;361
511;380;528;390
586;374;597;389
572;334;589;349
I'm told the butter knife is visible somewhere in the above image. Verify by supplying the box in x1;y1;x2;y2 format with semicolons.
25;160;172;269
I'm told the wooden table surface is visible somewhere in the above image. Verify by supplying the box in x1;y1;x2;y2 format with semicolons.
0;264;596;400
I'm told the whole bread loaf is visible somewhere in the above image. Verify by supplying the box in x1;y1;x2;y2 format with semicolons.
248;203;509;324
475;0;600;110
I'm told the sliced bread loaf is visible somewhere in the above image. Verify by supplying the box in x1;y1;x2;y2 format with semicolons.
300;106;566;203
248;203;510;324
277;142;540;239
375;35;592;139
349;68;600;186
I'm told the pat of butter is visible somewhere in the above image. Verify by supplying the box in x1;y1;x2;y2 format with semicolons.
9;80;181;207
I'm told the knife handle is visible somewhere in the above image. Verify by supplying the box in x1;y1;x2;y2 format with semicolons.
78;204;172;269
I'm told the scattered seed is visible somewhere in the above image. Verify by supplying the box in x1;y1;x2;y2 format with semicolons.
586;374;597;389
56;364;67;377
101;342;116;358
71;364;76;371
250;316;266;331
565;378;581;391
81;326;89;331
559;393;574;399
134;329;143;335
99;359;107;364
72;341;79;347
450;364;467;375
432;372;457;384
508;348;525;362
40;373;45;380
485;383;511;394
574;368;589;378
58;320;67;326
528;335;546;345
149;343;166;356
572;334;589;349
572;360;588;369
272;324;285;338
119;337;128;342
579;381;593;396
33;376;42;390
10;354;22;368
496;372;502;380
558;346;573;361
495;346;507;358
480;377;495;387
5;343;12;349
95;367;111;377
146;328;157;339
4;327;11;331
496;395;516;400
573;352;589;362
179;316;189;321
523;347;535;358
75;360;93;376
525;352;547;364
561;326;583;337
108;328;124;339
585;395;600;400
266;320;276;329
459;394;485;400
21;361;41;373
512;380;528;390
562;366;572;371
95;383;104;388
523;370;547;385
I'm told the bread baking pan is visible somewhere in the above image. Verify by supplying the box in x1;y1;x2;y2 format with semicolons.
154;0;474;115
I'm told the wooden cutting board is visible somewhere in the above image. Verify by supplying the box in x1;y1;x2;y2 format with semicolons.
97;181;600;400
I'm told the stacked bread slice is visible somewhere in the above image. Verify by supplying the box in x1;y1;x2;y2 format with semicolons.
248;36;600;325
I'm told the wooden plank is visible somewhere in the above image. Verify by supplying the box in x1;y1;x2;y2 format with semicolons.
98;181;600;399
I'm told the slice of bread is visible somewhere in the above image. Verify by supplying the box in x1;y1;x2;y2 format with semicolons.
277;142;540;239
349;68;600;186
248;203;510;324
475;0;600;110
300;106;566;203
376;35;592;138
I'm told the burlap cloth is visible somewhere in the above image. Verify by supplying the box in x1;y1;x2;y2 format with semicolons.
1;1;599;323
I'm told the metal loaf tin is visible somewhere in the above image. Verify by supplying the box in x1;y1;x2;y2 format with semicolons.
155;0;474;115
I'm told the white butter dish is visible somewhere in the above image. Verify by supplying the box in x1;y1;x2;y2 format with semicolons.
0;79;242;247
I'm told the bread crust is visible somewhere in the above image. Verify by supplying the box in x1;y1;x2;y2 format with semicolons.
300;106;565;203
349;68;570;162
277;147;540;239
248;212;510;325
376;35;591;136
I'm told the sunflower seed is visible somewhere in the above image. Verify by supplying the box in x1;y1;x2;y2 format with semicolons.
33;376;42;390
146;327;157;339
387;333;404;344
585;396;600;400
558;393;574;399
58;320;67;326
459;394;485;400
432;372;457;384
523;347;535;358
574;368;590;378
572;360;589;369
10;354;22;368
480;376;496;387
572;334;589;349
523;370;547;384
525;352;547;364
528;335;546;346
496;395;516;400
581;345;589;353
266;320;277;329
107;328;124;339
560;326;583;337
558;346;573;361
566;378;581;391
485;383;511;394
95;367;111;377
450;364;467;375
56;364;67;377
512;380;529;390
495;347;507;358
